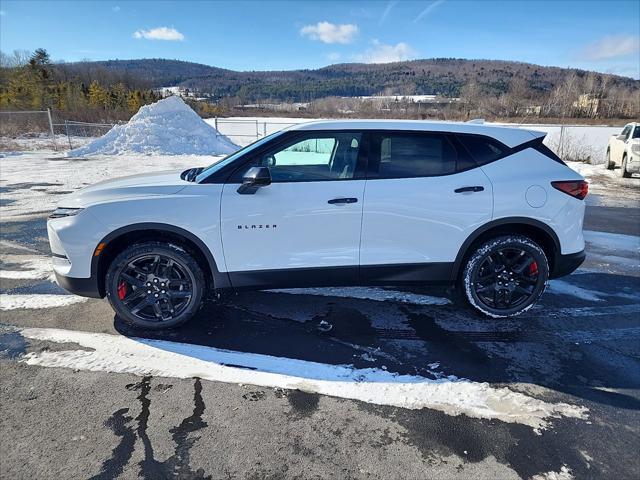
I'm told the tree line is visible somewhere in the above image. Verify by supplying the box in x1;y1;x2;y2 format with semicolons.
0;49;160;122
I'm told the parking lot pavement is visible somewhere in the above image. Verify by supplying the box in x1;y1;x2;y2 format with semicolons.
1;196;639;479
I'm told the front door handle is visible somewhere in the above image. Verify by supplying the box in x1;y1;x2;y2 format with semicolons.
454;186;485;193
328;197;358;204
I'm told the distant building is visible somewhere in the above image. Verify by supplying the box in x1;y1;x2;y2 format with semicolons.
573;94;600;117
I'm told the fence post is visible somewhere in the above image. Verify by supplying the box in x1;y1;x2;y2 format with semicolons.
263;122;267;138
65;120;72;150
255;119;259;141
214;117;218;141
46;108;57;151
558;125;565;158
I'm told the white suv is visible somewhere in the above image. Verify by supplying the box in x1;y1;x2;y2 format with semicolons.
605;122;640;177
48;120;587;329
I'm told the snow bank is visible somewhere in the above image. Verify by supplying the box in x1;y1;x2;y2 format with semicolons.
68;96;238;156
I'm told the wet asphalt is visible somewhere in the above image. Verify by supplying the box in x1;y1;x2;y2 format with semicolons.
1;195;639;479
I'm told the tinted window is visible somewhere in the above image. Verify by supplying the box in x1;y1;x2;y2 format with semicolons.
620;126;632;139
457;135;506;165
632;127;639;139
370;133;456;178
236;132;362;182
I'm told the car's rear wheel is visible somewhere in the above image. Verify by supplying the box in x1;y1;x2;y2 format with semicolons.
106;242;205;329
605;150;614;170
461;235;549;318
620;155;631;178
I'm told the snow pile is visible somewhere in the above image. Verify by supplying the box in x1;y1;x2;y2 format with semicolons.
68;96;238;156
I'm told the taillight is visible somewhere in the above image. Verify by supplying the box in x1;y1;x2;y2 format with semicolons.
551;180;588;200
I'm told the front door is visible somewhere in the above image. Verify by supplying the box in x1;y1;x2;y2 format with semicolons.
220;131;366;287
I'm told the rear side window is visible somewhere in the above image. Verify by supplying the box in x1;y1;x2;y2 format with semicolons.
457;135;506;165
370;133;457;178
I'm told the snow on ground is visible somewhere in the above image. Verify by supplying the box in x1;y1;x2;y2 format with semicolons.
0;294;87;310
531;465;574;480
582;230;640;276
270;287;450;305
20;326;588;432
0;151;224;220
0;255;54;280
68;96;238;156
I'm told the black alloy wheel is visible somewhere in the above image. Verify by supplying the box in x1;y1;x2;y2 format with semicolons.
462;235;549;318
106;242;205;329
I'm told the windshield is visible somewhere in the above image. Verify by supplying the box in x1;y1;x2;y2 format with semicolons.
195;131;284;183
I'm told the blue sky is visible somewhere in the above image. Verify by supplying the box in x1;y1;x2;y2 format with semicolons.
1;0;639;78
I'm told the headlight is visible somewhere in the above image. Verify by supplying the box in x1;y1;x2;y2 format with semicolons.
49;207;84;219
632;144;640;155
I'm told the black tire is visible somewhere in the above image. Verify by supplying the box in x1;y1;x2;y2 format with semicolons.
461;235;549;318
605;150;614;170
621;155;631;178
106;242;205;329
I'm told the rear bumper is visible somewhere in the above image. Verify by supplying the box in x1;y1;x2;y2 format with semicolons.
54;271;102;298
551;250;586;279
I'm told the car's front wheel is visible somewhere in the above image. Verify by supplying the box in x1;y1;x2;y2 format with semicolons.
461;235;549;318
620;155;631;178
106;242;205;329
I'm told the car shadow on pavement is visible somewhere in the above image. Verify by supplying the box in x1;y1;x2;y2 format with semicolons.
114;272;640;411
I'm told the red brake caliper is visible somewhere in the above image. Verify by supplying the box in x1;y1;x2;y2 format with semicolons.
529;261;539;276
117;281;127;300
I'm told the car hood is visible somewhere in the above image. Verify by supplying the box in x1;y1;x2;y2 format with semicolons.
60;169;189;208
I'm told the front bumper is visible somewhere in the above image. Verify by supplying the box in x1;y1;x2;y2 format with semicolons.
551;250;586;279
54;271;102;298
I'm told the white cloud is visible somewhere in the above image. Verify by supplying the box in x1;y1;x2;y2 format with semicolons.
582;34;640;60
112;6;120;12
354;40;417;64
300;21;358;44
414;0;445;23
133;27;185;41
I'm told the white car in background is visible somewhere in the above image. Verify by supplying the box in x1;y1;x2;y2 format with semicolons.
48;120;587;329
605;122;640;177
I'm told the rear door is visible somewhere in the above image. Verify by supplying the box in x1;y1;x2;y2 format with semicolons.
360;131;493;283
220;131;366;286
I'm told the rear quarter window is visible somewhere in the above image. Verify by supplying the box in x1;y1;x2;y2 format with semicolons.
456;135;507;165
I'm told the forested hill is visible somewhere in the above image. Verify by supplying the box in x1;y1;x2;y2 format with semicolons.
58;58;639;102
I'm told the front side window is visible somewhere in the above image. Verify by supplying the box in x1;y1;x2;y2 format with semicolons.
369;133;457;178
244;132;362;182
632;126;639;139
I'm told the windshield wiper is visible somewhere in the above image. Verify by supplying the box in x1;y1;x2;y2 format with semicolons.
180;167;204;182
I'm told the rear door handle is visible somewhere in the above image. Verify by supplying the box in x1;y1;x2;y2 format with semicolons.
454;186;484;193
328;197;358;204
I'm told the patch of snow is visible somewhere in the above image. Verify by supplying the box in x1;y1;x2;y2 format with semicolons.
584;230;640;255
20;327;588;432
268;286;450;305
0;294;87;310
530;465;574;480
0;255;53;280
547;280;604;302
68;96;238;156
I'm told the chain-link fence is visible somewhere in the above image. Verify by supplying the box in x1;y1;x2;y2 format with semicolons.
55;120;117;150
209;117;302;146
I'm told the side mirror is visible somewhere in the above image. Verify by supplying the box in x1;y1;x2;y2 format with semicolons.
237;166;271;194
